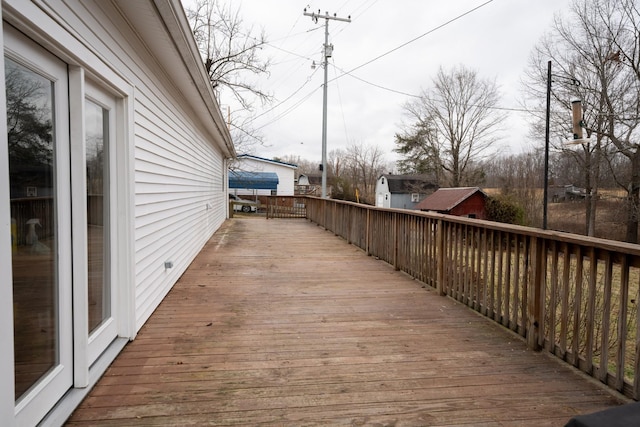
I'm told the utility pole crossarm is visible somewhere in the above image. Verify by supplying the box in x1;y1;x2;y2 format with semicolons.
303;9;352;23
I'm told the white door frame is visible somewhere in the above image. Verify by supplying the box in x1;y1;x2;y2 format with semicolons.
71;73;122;386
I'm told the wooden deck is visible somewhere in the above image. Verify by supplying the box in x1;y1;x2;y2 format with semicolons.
67;217;629;426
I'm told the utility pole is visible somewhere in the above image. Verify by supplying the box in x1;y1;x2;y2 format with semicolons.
304;8;350;198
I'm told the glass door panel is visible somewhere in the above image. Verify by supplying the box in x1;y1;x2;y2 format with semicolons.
85;81;117;365
7;56;59;400
85;99;110;334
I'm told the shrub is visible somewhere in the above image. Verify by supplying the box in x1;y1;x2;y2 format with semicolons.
486;195;526;225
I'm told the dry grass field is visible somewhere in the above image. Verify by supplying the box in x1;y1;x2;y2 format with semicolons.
484;188;633;242
548;190;630;241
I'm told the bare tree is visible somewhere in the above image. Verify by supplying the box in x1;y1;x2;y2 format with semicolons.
186;0;272;153
394;65;505;187
344;142;386;203
523;0;640;242
186;0;270;108
326;143;386;203
275;155;318;177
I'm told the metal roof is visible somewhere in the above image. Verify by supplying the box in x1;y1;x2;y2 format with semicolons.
414;187;486;211
229;171;279;190
379;174;437;194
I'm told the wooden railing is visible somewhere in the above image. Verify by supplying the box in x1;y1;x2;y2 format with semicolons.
269;195;640;400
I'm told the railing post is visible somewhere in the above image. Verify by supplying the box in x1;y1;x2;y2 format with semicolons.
436;219;445;296
527;236;544;351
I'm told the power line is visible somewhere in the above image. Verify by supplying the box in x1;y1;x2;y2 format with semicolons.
331;0;495;81
252;84;322;131
331;58;351;144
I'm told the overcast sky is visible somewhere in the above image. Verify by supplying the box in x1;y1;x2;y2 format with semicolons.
186;0;574;167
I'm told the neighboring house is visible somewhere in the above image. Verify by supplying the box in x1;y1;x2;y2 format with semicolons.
375;174;438;209
0;1;234;425
233;154;297;196
550;184;587;202
295;173;331;197
415;187;489;219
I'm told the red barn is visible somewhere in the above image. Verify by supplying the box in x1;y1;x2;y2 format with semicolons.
414;187;488;219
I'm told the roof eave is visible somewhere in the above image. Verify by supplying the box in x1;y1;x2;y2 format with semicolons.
152;0;235;158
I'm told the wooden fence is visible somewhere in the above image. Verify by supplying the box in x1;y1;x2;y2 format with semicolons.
269;195;640;400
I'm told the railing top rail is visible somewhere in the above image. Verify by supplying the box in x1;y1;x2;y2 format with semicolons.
301;195;640;257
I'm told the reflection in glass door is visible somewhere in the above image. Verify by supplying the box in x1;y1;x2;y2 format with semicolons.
86;99;110;334
84;82;117;365
7;56;59;401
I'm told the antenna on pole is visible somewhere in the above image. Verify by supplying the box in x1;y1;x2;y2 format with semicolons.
303;8;351;198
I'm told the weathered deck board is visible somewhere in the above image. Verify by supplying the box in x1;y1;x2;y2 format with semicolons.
66;218;627;426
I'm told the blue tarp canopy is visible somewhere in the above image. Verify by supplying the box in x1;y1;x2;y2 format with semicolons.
228;170;279;190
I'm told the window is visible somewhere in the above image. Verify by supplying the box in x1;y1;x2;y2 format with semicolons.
411;193;420;202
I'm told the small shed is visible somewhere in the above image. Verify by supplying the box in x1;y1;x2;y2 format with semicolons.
415;187;488;219
375;174;438;209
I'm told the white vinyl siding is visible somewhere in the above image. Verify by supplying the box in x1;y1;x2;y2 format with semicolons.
237;157;297;196
134;99;225;328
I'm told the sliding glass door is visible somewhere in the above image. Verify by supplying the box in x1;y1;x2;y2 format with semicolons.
6;26;120;424
6;25;73;426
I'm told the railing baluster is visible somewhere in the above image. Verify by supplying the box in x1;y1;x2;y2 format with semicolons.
549;241;559;354
436;219;445;296
634;270;640;400
585;247;598;375
489;230;496;318
504;232;512;328
496;230;504;322
616;254;629;392
572;246;584;368
513;234;521;333
560;242;571;359
599;251;613;383
527;236;543;351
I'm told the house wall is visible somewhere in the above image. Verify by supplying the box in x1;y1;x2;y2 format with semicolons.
390;193;416;210
0;1;231;424
58;0;229;331
449;193;488;219
236;157;296;195
376;176;434;210
375;177;390;208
